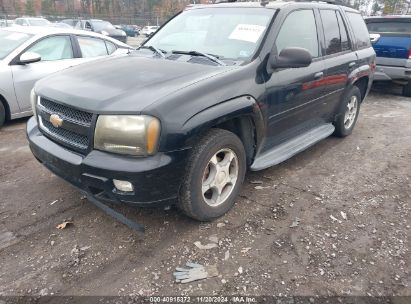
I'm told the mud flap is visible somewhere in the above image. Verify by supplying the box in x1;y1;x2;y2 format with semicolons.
86;194;145;233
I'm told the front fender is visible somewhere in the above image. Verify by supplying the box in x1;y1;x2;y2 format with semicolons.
182;95;265;150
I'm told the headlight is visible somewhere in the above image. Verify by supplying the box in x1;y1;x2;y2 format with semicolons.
30;89;37;117
121;30;126;36
94;115;160;156
101;30;109;36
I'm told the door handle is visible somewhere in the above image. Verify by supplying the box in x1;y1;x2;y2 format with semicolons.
349;62;356;68
314;72;324;79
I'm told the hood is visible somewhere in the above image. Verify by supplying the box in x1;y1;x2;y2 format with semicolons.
35;54;234;114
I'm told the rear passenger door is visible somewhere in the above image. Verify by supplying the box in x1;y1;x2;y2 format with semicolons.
318;9;357;118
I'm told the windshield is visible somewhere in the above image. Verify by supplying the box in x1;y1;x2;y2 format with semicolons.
29;19;50;26
0;30;33;59
366;21;411;34
92;20;115;31
146;7;275;61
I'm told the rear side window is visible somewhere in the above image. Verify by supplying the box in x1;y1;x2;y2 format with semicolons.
366;21;411;33
346;12;371;49
276;10;319;58
78;36;108;58
336;12;350;51
320;10;341;55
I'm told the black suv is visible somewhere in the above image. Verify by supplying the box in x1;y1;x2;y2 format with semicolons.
27;1;375;229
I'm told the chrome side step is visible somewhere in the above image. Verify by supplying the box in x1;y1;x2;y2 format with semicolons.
250;123;335;171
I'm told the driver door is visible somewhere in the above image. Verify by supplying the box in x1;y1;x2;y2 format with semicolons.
11;35;79;112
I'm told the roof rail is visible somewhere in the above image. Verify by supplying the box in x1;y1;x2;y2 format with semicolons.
284;0;354;8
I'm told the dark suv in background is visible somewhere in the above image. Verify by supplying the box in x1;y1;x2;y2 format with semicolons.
75;19;127;43
27;1;375;230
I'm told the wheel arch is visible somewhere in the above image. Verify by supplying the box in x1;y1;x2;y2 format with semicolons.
352;76;369;102
0;94;11;121
182;95;265;166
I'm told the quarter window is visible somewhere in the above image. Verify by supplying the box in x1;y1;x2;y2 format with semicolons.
78;36;109;58
28;36;73;61
275;10;319;58
105;41;117;55
346;12;371;49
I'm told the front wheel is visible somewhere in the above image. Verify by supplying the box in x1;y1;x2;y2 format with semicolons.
333;86;361;137
0;102;6;128
178;129;246;221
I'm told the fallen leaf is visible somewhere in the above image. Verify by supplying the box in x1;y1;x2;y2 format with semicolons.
341;211;347;220
56;221;73;230
241;247;252;254
194;241;218;250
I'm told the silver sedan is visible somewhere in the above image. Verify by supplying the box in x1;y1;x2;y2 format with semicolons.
0;26;132;127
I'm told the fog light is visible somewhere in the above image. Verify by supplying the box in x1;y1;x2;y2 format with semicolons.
113;179;134;192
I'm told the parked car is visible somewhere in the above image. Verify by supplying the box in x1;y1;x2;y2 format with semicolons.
27;1;375;230
115;24;136;37
140;25;159;37
49;22;72;29
14;17;50;27
365;16;411;97
0;19;14;27
75;19;127;43
61;19;78;28
0;26;132;127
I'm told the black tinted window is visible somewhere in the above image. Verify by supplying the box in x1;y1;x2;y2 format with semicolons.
320;10;341;55
346;12;371;49
366;21;411;33
276;10;319;58
336;12;350;51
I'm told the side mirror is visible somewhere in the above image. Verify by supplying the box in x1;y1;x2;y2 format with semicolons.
19;52;41;64
269;47;312;70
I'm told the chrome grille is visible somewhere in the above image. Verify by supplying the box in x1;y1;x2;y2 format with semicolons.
37;97;93;153
39;98;93;126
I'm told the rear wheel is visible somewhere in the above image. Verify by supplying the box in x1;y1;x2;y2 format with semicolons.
403;82;411;97
0;102;6;128
178;129;246;221
333;86;361;137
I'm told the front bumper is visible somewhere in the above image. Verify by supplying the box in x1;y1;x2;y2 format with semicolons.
27;117;188;207
374;64;411;82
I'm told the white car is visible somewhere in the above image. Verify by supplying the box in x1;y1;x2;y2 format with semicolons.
0;26;132;127
14;17;51;27
140;26;160;37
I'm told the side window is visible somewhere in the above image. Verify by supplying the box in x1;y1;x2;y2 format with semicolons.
27;36;73;61
78;36;108;58
336;12;350;51
320;10;341;55
346;12;371;49
85;22;92;30
275;10;319;58
105;41;117;55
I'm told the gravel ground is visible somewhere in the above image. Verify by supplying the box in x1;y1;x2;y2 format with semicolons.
0;88;410;298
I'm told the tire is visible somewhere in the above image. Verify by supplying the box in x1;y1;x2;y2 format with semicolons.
0;102;6;128
178;128;247;221
403;82;411;97
333;86;361;137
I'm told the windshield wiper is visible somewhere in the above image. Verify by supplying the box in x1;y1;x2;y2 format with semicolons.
172;50;226;66
138;45;166;59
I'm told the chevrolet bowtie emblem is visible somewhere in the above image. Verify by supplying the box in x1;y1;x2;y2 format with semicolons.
50;114;63;128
